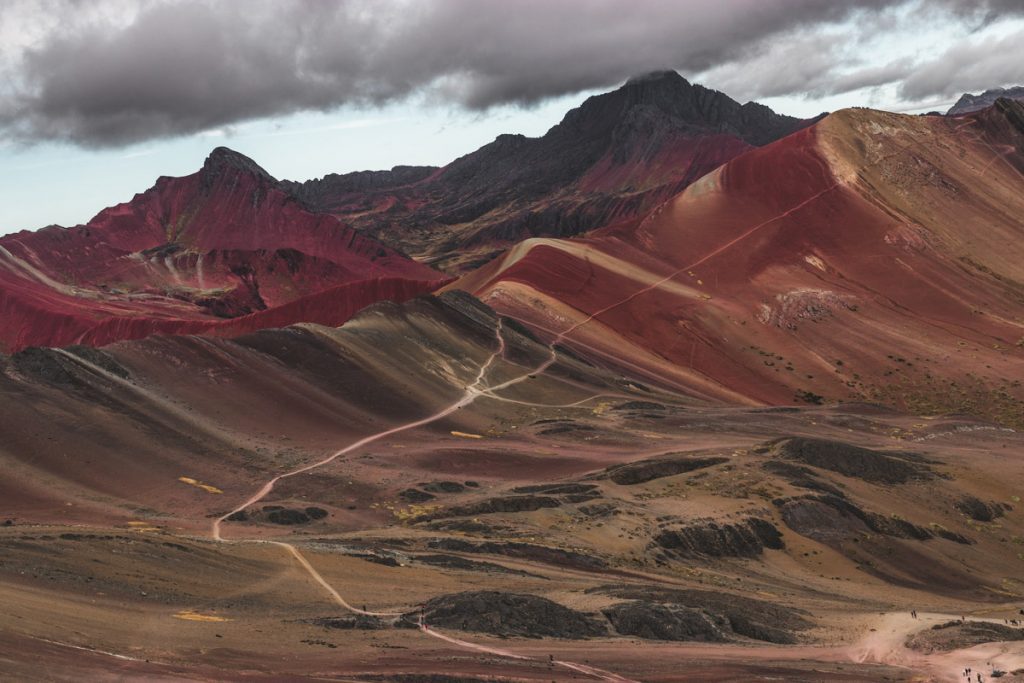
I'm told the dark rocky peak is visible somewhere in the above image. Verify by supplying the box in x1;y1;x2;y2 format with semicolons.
948;86;1024;116
554;70;696;138
551;70;803;146
201;146;277;184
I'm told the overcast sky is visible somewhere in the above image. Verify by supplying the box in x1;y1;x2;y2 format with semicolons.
2;0;1023;234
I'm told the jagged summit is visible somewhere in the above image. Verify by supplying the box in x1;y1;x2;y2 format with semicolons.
286;74;813;272
202;146;276;182
555;70;803;146
948;85;1024;116
624;69;684;85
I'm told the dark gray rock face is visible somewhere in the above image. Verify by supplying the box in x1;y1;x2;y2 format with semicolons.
770;437;934;485
594;585;814;644
423;591;607;639
777;494;972;545
604;455;727;485
955;495;1008;522
427;538;607;570
948;86;1024;115
654;517;784;558
602;601;727;642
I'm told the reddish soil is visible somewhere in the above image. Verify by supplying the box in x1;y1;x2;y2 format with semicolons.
0;148;446;353
454;102;1024;427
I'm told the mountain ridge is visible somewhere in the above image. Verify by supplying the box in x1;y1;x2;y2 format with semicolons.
948;85;1024;115
452;99;1024;427
284;70;816;272
0;146;446;353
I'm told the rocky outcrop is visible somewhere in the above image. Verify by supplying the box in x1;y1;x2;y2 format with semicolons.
603;455;727;485
777;494;972;545
427;538;607;570
602;602;727;642
225;505;329;526
955;496;1009;522
399;488;435;503
654;517;784;558
422;591;607;639
423;495;562;520
768;437;935;485
594;585;813;644
420;481;468;494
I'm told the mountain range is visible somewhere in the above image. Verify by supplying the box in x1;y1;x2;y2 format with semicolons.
948;85;1024;115
283;71;816;271
3;72;1024;681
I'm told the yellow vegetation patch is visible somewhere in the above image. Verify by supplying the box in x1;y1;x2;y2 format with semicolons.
178;476;223;494
173;610;230;623
393;504;439;521
125;520;161;532
450;431;483;439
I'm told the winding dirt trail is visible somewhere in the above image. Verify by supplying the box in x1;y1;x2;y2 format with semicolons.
181;186;859;680
208;319;637;682
49;185;1024;681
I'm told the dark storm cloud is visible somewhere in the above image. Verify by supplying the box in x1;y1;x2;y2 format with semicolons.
0;0;1021;147
900;27;1024;100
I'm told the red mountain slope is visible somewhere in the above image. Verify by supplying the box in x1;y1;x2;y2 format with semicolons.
453;100;1024;425
0;148;447;352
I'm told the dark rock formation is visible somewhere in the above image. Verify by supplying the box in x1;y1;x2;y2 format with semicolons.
654;518;784;558
603;602;727;642
594;585;813;644
427;538;607;570
425;495;561;519
423;591;606;639
778;495;972;545
770;437;934;484
399;489;436;503
420;481;467;494
604;455;727;485
265;507;310;525
762;460;846;497
956;495;1008;522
